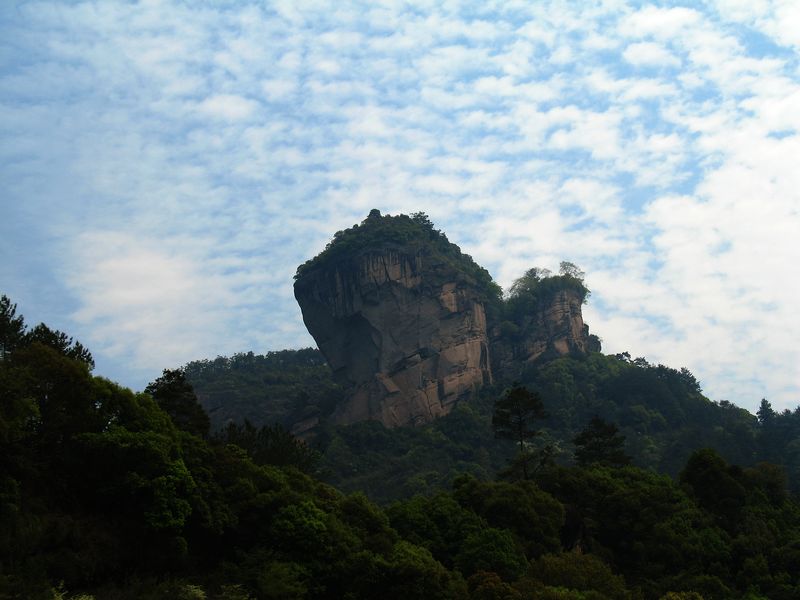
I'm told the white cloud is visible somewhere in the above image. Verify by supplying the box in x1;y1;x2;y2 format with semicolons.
714;0;800;49
67;233;232;371
261;79;297;100
623;42;681;68
620;6;702;39
196;94;259;121
546;107;623;161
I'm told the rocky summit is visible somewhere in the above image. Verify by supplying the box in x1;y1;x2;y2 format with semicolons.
294;210;599;428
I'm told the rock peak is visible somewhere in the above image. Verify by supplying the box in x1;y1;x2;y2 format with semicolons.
294;211;496;427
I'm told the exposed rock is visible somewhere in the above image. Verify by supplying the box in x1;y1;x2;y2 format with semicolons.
294;210;599;428
491;287;600;381
294;212;494;427
295;250;492;427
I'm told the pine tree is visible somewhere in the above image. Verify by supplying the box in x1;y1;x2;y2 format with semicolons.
492;384;547;479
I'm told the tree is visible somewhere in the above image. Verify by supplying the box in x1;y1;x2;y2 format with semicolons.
757;398;775;426
0;295;26;360
410;211;434;229
559;261;585;281
452;476;563;558
508;267;552;298
573;416;630;468
454;528;528;581
145;369;210;438
467;571;522;600
492;384;547;479
679;448;746;530
220;420;320;473
26;323;94;369
529;552;629;599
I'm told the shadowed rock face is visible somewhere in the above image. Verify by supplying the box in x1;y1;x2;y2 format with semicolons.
294;248;492;427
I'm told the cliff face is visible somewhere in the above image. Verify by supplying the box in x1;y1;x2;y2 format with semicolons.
294;248;492;427
491;288;600;381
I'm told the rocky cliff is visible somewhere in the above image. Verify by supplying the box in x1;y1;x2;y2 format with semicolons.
294;211;496;427
294;211;599;428
491;286;601;380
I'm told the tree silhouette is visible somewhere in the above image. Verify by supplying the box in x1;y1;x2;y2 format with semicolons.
0;294;25;360
145;369;210;438
573;416;630;468
492;384;547;479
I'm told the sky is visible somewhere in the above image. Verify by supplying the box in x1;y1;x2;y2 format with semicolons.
1;0;799;413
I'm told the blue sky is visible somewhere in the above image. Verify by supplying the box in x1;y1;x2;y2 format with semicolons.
1;0;799;413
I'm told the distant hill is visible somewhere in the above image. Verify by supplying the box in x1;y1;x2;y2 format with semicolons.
185;210;799;500
184;348;342;435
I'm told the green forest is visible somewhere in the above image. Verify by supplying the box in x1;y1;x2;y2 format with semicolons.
3;291;800;600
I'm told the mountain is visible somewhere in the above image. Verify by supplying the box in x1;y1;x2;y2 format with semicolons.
4;263;800;599
294;209;495;427
184;211;800;498
293;209;599;428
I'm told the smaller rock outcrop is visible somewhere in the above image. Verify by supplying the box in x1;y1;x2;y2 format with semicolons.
491;267;601;380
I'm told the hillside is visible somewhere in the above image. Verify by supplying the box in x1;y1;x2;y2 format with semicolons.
3;280;800;599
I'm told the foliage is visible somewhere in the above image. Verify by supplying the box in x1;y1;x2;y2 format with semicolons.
492;384;548;479
145;369;210;438
387;492;484;567
467;571;522;600
319;400;513;503
184;348;343;431
528;552;629;599
294;210;502;307
217;420;321;474
573;416;631;468
503;264;591;327
0;296;469;599
454;527;528;581
519;352;764;482
0;294;26;360
452;475;564;558
493;385;548;452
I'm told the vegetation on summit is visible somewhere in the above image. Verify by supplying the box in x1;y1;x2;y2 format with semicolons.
295;209;502;308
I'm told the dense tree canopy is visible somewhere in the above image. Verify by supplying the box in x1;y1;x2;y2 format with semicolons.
294;211;501;306
145;369;210;438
